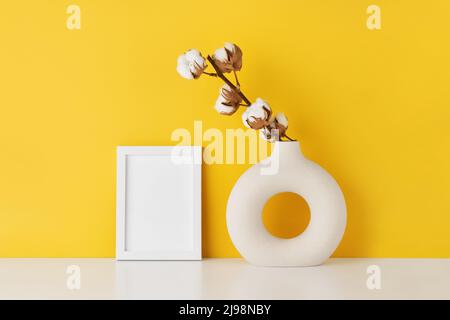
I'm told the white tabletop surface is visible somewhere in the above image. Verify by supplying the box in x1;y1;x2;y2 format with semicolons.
0;258;449;300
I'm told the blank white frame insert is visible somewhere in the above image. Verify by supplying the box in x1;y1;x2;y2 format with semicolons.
116;146;202;260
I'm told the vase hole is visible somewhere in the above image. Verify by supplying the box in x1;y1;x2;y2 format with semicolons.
262;192;311;239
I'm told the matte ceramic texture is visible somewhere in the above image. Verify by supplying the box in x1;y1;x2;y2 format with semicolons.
226;141;346;267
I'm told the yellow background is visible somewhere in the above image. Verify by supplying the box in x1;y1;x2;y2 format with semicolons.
1;1;449;257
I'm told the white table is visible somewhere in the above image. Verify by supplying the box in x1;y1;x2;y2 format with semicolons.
0;258;449;299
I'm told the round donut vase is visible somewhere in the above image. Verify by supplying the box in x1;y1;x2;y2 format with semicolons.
226;141;346;267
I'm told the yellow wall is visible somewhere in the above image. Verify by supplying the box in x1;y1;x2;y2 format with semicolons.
1;1;450;257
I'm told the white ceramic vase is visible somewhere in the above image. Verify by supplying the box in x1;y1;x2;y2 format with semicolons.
226;141;346;267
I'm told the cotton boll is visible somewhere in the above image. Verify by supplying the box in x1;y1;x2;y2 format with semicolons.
213;47;233;73
213;47;228;63
176;49;207;79
215;96;238;115
212;43;243;73
220;84;241;105
214;84;241;115
275;112;288;129
251;98;271;118
242;109;251;128
176;54;194;79
185;49;205;68
224;42;235;52
242;98;272;129
226;43;242;71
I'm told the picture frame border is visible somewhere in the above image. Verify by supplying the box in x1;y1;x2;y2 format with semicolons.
116;146;202;260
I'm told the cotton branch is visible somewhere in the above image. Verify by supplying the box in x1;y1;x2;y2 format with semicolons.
207;56;251;106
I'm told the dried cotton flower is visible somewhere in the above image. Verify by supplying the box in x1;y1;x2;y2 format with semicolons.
214;84;242;115
176;43;295;142
176;49;207;80
260;112;289;141
212;43;243;73
274;112;288;133
242;98;272;129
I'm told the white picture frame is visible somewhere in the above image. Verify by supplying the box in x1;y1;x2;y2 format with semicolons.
116;146;202;260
